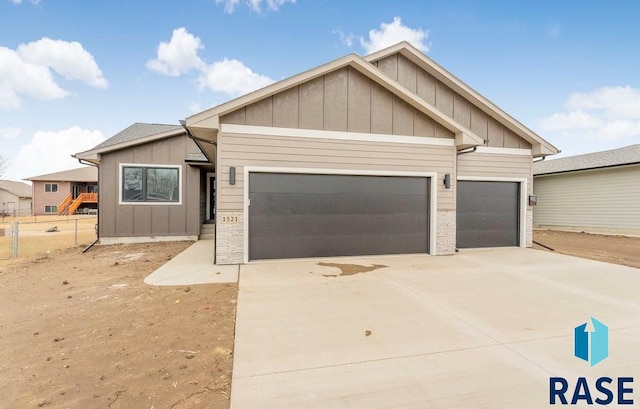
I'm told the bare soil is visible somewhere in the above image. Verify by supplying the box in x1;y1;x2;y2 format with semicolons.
0;241;237;409
533;229;640;269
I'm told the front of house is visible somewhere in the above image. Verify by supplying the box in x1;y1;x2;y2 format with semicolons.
76;42;558;264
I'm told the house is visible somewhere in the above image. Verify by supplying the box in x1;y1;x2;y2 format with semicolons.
76;41;558;264
0;180;32;217
25;167;98;215
533;144;640;236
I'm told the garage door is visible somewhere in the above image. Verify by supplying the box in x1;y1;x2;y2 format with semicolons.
456;181;519;248
248;173;429;260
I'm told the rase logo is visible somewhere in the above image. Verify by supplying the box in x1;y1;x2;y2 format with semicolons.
574;317;608;367
549;317;634;405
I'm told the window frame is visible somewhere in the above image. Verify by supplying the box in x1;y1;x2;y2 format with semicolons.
119;163;182;205
44;205;58;213
44;183;59;193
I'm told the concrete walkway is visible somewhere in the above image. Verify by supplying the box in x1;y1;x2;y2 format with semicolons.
144;240;238;285
231;248;640;408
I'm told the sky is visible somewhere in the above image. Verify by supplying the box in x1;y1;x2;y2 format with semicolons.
1;0;639;181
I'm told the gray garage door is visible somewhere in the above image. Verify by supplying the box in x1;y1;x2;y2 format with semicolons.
248;173;429;260
456;181;519;248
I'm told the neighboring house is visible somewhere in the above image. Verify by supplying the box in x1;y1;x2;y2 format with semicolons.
76;41;558;264
533;144;640;236
25;167;98;215
0;180;32;217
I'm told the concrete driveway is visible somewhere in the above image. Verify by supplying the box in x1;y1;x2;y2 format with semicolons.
231;248;640;408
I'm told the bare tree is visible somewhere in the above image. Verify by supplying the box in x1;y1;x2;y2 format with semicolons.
0;156;8;178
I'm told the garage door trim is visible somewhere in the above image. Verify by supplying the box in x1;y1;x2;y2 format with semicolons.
243;166;438;263
456;176;528;248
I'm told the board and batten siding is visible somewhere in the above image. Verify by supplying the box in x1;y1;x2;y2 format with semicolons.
371;53;533;150
98;134;201;240
217;132;455;211
221;67;455;140
533;165;640;234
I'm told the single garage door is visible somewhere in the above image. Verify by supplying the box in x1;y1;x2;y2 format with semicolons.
248;173;429;260
456;181;520;248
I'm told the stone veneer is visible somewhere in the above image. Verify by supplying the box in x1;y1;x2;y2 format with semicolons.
436;210;456;255
215;210;244;265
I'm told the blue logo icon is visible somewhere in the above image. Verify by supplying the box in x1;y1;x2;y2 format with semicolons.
574;317;608;367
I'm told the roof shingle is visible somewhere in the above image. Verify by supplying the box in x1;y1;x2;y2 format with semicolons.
533;144;640;175
25;166;98;182
0;180;32;198
93;123;182;150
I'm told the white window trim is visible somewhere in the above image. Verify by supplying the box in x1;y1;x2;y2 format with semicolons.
456;176;528;248
221;124;455;147
118;163;183;205
243;166;438;264
44;183;59;193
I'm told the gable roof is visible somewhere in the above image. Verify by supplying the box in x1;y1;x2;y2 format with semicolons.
364;42;559;157
534;144;640;176
0;180;32;198
75;123;185;164
25;166;98;182
186;51;486;152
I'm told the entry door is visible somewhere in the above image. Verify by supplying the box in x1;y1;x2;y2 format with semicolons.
456;181;520;248
248;173;430;261
206;174;216;221
72;185;81;199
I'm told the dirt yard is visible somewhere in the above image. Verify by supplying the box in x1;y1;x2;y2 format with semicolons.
0;241;237;409
533;229;640;269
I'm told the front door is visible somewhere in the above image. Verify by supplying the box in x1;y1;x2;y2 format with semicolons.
206;173;216;222
72;185;81;199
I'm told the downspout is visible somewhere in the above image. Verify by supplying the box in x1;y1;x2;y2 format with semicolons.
76;158;100;251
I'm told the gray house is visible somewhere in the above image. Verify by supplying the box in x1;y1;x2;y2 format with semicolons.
77;42;559;264
0;180;32;217
533;144;640;236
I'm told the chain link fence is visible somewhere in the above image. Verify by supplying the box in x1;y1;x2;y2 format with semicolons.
0;215;97;260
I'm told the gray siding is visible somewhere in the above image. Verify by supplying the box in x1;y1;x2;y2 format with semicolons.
533;165;640;234
217;132;455;211
98;135;201;239
373;54;532;150
221;67;454;139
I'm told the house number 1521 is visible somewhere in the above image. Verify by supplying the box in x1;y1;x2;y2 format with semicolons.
221;216;238;223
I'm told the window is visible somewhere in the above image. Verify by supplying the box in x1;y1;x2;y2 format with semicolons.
44;205;58;213
44;183;58;193
121;165;180;203
87;185;98;193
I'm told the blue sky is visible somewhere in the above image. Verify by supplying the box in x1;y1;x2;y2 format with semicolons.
1;0;639;180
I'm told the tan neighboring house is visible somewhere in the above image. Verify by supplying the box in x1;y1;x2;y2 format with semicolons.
77;42;559;264
533;144;640;236
25;167;98;215
0;180;32;217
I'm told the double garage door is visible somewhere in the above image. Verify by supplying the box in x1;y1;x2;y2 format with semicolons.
248;173;430;261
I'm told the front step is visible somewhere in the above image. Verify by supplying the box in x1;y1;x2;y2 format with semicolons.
200;224;215;240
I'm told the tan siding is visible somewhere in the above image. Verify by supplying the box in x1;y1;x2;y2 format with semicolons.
453;95;471;129
457;152;533;194
470;107;488;140
503;128;521;148
371;82;393;134
416;69;436;106
435;81;454;117
533;166;640;231
218;132;455;211
377;54;398;80
245;97;273;127
273;87;299;128
222;107;246;125
414;112;436;137
397;54;417;92
347;68;371;133
392;97;414;136
299;77;324;129
98;134;200;239
323;69;348;131
487;117;504;147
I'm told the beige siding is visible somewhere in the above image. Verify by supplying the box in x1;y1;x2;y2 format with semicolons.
0;191;32;217
31;181;70;215
217;132;455;211
221;67;455;139
533;165;640;233
98;135;201;239
377;53;534;149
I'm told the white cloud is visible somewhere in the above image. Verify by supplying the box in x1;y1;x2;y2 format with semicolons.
215;0;295;13
18;38;107;88
0;127;21;140
146;28;206;76
13;126;104;179
360;17;430;54
0;38;106;110
198;58;274;96
148;27;273;97
540;86;640;141
334;29;357;48
9;0;40;4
